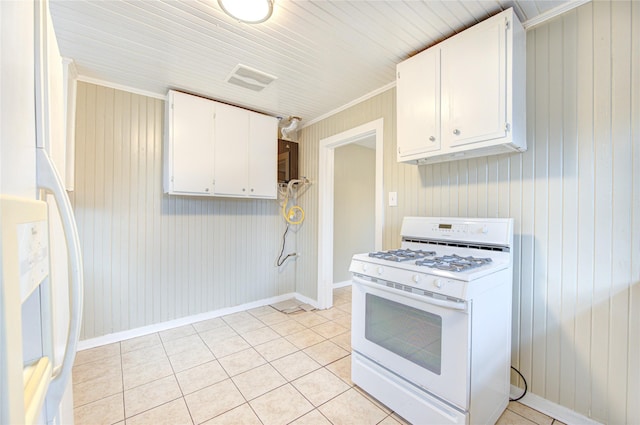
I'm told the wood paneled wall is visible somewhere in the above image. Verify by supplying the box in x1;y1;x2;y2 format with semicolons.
333;143;376;283
72;82;294;340
297;1;639;423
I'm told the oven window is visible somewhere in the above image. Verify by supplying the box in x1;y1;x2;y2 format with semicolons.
365;293;442;374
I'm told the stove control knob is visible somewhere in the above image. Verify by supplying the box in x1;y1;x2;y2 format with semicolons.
412;275;420;283
377;267;384;275
433;279;443;289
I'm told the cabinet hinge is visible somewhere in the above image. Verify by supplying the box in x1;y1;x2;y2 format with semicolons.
505;18;510;30
397;71;400;79
504;122;511;132
171;176;174;182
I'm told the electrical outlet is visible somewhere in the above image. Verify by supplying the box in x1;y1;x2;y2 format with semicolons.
388;192;398;207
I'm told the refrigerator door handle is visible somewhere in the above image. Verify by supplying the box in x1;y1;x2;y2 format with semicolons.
36;148;84;411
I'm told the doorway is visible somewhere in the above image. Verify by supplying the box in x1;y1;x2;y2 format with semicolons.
317;119;383;309
333;139;375;286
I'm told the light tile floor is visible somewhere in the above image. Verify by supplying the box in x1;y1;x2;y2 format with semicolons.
73;287;564;425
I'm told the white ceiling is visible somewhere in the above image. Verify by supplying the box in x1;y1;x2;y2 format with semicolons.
49;0;584;126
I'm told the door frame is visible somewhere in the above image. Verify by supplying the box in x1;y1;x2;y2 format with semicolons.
317;118;384;309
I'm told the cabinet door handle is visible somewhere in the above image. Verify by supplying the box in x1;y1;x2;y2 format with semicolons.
429;136;436;142
250;188;254;192
242;188;246;192
453;129;460;135
205;188;209;192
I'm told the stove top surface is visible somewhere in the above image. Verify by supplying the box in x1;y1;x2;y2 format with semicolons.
368;249;436;262
415;254;493;272
352;217;514;292
352;245;510;282
366;249;494;272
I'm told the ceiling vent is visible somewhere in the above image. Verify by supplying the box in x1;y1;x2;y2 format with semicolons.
225;64;277;92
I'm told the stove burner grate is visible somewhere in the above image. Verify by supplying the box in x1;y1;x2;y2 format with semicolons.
415;254;493;272
368;249;436;262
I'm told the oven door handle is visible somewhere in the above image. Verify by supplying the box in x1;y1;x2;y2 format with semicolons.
352;275;468;311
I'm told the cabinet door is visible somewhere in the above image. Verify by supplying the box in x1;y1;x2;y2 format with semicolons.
396;48;440;158
441;18;506;148
213;102;249;196
170;92;215;194
248;113;277;198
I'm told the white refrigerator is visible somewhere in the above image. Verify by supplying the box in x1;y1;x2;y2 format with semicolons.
1;0;83;423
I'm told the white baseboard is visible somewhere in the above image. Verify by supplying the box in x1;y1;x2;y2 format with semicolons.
509;385;603;425
78;292;303;350
291;292;320;309
333;280;352;289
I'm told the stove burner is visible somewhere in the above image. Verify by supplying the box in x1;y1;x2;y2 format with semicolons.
368;249;437;262
415;254;493;272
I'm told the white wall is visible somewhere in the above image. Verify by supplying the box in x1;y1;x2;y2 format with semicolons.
333;143;375;283
298;1;640;423
71;82;295;340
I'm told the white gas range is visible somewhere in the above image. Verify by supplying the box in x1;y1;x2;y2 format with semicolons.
350;217;514;425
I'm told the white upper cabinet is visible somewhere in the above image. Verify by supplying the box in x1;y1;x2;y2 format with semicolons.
441;19;506;148
396;47;440;159
213;103;277;199
163;90;277;199
164;90;215;195
213;102;250;197
248;113;278;198
396;8;525;165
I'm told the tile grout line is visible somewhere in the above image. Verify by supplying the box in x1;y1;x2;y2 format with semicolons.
159;329;198;425
118;341;124;425
122;333;181;422
505;402;552;425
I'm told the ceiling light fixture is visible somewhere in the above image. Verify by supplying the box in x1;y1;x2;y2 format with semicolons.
218;0;274;24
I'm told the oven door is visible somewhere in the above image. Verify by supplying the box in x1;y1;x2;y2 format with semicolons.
352;274;470;410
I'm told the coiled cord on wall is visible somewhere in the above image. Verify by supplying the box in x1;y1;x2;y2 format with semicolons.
276;178;310;266
279;178;307;225
281;199;305;225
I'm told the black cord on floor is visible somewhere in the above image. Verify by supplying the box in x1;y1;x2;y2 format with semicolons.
510;366;528;402
276;223;297;266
